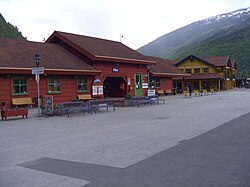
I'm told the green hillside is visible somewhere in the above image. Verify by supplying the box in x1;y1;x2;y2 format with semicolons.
172;25;250;71
175;26;250;72
138;7;250;73
0;13;25;39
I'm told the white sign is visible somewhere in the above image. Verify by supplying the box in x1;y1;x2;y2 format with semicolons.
92;86;98;95
32;67;44;74
148;89;156;96
142;83;148;89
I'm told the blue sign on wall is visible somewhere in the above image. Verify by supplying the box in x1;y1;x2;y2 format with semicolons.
112;67;119;72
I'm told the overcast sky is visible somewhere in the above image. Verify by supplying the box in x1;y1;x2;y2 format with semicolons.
1;0;250;49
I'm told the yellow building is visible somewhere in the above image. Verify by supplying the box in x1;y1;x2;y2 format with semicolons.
173;55;236;92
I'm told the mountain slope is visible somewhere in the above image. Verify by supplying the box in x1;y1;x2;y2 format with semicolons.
0;13;25;39
137;7;250;71
176;25;250;69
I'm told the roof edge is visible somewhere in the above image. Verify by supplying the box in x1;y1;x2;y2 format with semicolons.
175;54;215;67
94;55;156;64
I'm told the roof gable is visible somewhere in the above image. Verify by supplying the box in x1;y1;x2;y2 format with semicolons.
175;55;214;67
46;31;156;65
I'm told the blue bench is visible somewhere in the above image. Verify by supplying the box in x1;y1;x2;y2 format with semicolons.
60;102;89;118
131;96;152;107
148;95;165;105
88;99;115;114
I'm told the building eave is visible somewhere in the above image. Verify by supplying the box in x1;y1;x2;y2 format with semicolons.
0;67;100;75
150;72;190;77
94;55;156;65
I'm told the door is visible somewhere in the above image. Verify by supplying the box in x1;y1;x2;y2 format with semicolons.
135;73;142;96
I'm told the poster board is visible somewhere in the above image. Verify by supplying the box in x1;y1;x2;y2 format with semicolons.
45;95;53;114
92;86;103;96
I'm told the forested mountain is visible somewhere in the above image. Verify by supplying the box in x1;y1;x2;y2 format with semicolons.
0;13;25;39
138;7;250;72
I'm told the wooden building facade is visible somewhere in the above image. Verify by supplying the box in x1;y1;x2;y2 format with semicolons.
0;31;186;109
173;55;237;92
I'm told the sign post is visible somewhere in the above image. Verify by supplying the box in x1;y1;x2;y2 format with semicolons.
33;53;43;116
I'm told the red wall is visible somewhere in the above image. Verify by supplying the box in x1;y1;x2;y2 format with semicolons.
0;74;93;109
93;61;149;96
152;77;173;91
0;68;174;110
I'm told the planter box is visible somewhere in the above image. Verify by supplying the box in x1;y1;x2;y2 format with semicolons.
1;109;28;121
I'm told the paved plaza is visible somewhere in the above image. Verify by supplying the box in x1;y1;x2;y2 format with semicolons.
1;89;250;186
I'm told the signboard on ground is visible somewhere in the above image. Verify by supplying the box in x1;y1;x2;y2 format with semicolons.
148;89;156;96
45;95;53;114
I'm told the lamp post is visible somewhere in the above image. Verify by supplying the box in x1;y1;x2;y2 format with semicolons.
146;64;151;96
34;53;41;116
146;64;150;87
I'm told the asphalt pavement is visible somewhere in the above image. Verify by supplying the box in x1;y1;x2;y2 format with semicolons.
1;89;250;186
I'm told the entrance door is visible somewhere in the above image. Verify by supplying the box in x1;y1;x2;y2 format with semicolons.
103;77;126;98
135;74;142;96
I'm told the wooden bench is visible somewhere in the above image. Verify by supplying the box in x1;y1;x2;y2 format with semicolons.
209;88;215;94
164;89;172;95
183;91;189;97
12;97;34;108
148;95;165;105
201;89;208;96
1;108;28;120
157;90;165;96
60;102;89;118
78;94;93;101
88;99;115;114
193;90;200;96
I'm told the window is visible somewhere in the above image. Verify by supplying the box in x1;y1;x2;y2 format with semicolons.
186;69;192;74
48;77;60;93
77;77;88;92
179;68;185;73
216;68;223;73
190;58;194;62
149;79;155;88
194;68;200;74
203;68;208;73
12;76;28;95
155;78;161;88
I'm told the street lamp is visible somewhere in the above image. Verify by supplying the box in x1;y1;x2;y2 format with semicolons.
146;64;150;87
34;53;41;116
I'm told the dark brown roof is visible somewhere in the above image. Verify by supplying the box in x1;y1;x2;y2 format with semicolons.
202;56;230;67
46;31;156;65
145;56;188;76
0;37;99;74
176;55;231;67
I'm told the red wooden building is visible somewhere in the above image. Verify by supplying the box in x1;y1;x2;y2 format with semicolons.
0;31;187;108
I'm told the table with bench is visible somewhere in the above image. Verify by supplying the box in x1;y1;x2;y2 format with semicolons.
59;101;89;117
88;99;116;114
130;96;152;107
148;95;165;105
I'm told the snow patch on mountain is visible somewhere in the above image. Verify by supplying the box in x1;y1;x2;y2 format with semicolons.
202;7;250;25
